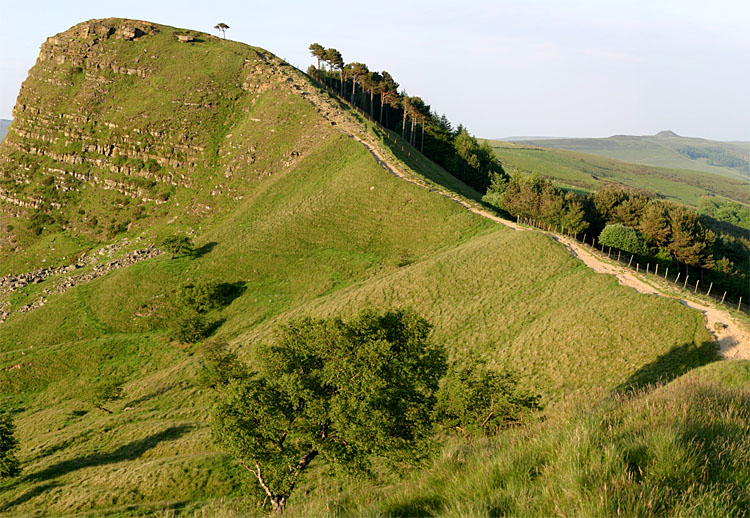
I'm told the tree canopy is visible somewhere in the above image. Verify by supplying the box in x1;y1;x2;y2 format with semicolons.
214;23;229;39
208;309;446;514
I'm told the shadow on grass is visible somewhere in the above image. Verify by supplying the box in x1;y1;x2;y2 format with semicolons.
191;241;217;259
616;340;720;393
1;482;61;510
123;382;181;408
386;494;443;517
23;424;193;484
214;281;247;307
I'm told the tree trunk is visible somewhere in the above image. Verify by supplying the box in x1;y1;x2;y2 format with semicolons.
370;89;375;117
379;97;384;125
351;77;356;105
421;121;425;153
271;496;287;515
402;110;407;138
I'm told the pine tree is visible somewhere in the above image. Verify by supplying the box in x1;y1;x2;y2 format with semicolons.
0;411;20;479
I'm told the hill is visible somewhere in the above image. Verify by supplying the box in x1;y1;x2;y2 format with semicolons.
509;132;749;180
485;139;750;207
0;18;743;516
0;119;10;142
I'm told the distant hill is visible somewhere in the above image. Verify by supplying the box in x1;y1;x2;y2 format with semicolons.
0;119;10;141
485;139;749;207
511;131;750;179
500;135;559;141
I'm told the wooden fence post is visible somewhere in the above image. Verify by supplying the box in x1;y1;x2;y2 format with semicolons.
655;264;658;277
675;272;680;284
664;267;668;280
694;280;699;293
608;247;611;257
636;264;639;273
707;282;713;297
739;297;743;312
628;255;633;267
646;263;650;274
721;291;726;304
617;250;621;262
683;275;689;289
583;234;586;245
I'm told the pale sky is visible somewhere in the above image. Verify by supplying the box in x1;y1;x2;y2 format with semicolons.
1;0;748;141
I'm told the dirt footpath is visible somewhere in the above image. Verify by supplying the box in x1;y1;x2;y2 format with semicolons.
554;235;750;360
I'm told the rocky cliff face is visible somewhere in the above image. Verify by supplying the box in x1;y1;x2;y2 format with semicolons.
0;18;329;240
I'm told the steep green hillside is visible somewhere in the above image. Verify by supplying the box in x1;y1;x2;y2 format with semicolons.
486;140;750;207
0;19;735;516
508;131;749;180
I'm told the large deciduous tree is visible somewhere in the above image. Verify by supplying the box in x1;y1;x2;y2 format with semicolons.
208;309;446;515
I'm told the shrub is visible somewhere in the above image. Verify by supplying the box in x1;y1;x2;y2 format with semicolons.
169;311;213;343
0;411;20;478
160;234;194;258
83;377;124;414
435;358;541;437
177;280;224;313
599;223;650;255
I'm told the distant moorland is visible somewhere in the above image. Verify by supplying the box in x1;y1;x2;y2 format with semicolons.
507;131;749;179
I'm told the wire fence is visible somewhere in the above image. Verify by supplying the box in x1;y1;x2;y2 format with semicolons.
517;216;749;315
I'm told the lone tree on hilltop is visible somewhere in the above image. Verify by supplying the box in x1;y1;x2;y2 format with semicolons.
0;411;21;479
207;308;446;515
214;23;229;39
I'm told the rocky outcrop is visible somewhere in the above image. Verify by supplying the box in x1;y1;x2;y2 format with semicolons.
0;238;162;324
0;18;344;229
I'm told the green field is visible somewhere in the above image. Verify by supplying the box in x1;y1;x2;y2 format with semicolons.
0;19;744;517
506;131;749;180
485;140;750;207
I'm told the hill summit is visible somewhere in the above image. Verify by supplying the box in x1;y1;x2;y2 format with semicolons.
0;17;370;242
654;129;680;137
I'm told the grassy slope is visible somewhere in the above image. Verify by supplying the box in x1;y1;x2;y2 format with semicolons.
507;134;749;180
0;20;733;517
485;140;750;207
288;360;750;518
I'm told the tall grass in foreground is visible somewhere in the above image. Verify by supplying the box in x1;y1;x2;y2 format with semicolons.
191;362;750;518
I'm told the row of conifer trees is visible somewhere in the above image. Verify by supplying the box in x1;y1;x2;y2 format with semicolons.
308;43;506;193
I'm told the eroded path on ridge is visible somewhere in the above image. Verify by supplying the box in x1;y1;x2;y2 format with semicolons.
554;234;750;360
273;57;749;361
